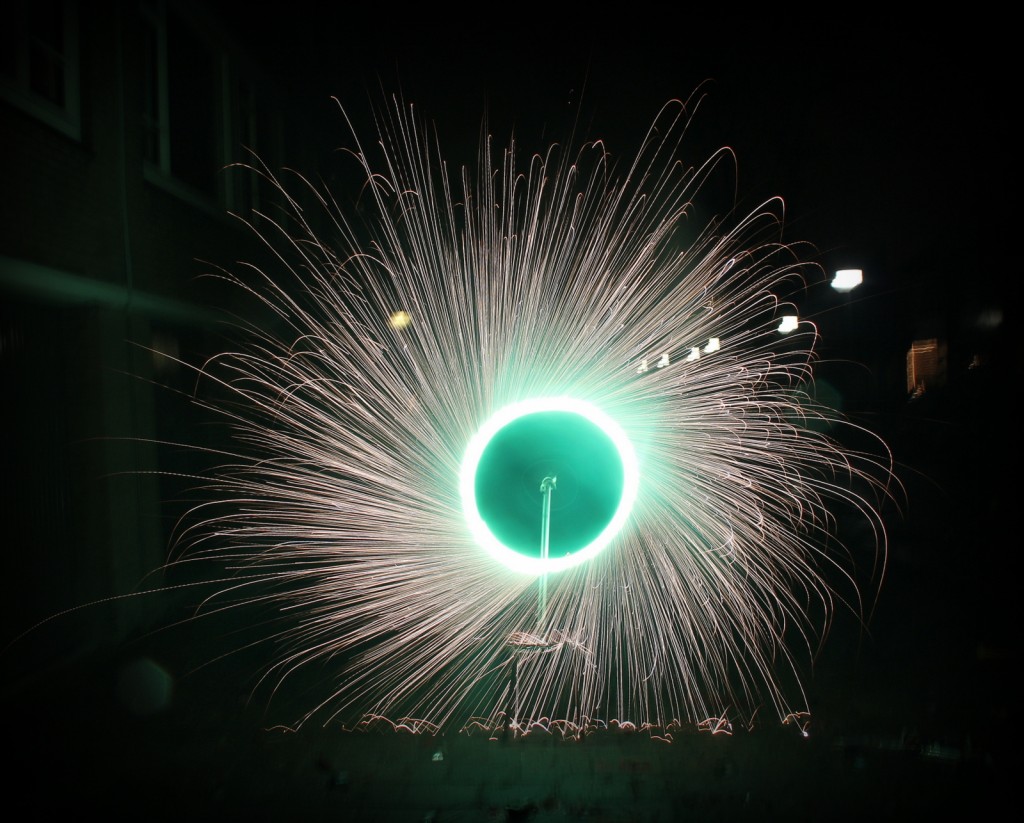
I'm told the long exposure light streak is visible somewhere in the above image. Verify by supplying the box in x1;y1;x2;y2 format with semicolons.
178;94;896;734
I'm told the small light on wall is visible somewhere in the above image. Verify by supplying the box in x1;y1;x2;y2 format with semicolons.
389;309;413;330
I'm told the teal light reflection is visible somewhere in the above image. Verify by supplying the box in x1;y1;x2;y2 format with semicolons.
460;398;638;574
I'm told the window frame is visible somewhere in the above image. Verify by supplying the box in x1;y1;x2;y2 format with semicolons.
0;0;82;141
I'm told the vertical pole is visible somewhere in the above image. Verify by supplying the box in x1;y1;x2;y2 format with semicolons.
538;475;556;625
508;651;518;733
508;475;556;734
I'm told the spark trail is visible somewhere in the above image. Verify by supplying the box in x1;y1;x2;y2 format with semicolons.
177;94;895;734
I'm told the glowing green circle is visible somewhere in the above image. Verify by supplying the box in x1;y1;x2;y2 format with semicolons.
460;398;638;574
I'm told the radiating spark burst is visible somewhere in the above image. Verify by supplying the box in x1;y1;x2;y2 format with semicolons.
178;94;896;734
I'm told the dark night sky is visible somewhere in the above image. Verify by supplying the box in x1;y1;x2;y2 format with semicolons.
227;17;1009;297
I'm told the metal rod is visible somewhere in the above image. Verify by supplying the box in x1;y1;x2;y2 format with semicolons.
538;475;556;625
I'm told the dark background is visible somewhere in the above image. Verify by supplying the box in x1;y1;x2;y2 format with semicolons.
3;8;1016;819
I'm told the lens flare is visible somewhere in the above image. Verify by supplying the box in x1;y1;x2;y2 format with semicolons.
179;95;895;734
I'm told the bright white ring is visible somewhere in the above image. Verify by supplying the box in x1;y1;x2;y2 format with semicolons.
460;397;639;575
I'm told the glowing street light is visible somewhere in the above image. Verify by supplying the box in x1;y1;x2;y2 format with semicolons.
778;315;799;334
830;269;863;293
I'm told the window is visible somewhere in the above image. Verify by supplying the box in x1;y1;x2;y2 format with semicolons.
142;1;221;205
907;338;947;397
0;0;81;140
141;0;277;216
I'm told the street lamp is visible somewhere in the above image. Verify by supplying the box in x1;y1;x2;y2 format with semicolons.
831;269;863;293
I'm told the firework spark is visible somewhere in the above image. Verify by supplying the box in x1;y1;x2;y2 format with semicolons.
178;94;895;734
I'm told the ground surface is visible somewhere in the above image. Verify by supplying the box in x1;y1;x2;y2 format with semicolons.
6;617;1006;822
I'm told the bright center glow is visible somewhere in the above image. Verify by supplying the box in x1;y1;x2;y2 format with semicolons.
460;398;639;574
